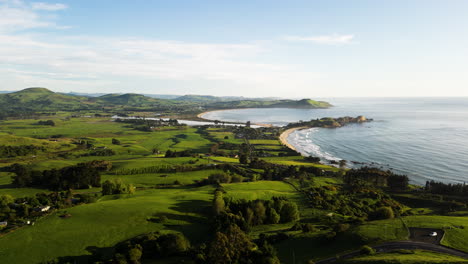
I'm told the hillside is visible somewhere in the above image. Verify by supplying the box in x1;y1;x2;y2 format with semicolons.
0;88;94;112
0;88;331;118
207;98;332;109
96;93;161;106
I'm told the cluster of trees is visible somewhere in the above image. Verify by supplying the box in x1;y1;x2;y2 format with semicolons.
115;118;182;131
301;185;401;220
206;172;243;184
10;163;101;190
344;167;409;191
250;159;329;180
87;148;116;156
62;231;191;264
285;116;370;129
35;120;55;126
207;224;280;264
0;191;99;226
228;126;281;140
57;226;280;264
85;160;113;171
0;145;45;158
165;149;192;158
102;179;135;195
213;191;300;231
425;180;468;196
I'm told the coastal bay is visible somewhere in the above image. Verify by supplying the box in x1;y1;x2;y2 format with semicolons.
199;98;468;185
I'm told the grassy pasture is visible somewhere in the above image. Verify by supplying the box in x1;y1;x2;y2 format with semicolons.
222;181;301;202
356;215;468;253
102;169;223;187
262;156;340;171
0;172;46;197
0;186;214;264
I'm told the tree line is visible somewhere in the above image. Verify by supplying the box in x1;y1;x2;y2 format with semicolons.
10;163;101;191
0;145;45;158
425;180;468;196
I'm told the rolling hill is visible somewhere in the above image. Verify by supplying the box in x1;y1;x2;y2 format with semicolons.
0;88;331;117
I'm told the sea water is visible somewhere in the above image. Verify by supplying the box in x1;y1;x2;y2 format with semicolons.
201;98;468;185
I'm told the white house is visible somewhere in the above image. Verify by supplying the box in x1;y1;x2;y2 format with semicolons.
0;221;7;228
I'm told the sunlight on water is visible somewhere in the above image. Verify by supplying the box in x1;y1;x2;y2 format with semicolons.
203;98;468;185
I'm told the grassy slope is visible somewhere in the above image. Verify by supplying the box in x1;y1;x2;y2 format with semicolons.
222;181;302;202
0;186;214;264
356;215;468;252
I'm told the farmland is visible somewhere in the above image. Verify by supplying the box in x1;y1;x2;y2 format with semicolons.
0;101;467;264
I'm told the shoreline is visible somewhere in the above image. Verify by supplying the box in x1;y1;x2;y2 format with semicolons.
197;108;273;127
279;126;308;151
196;108;259;119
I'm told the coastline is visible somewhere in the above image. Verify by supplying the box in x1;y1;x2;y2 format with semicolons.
197;108;273;127
279;127;308;151
196;108;258;119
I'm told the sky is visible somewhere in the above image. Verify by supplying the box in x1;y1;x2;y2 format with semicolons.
0;0;467;98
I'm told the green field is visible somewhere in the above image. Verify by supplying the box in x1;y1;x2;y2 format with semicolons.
1;111;468;264
222;181;302;202
0;186;214;264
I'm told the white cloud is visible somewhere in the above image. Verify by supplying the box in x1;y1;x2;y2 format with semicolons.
0;0;323;95
284;34;355;45
31;2;67;11
0;5;50;31
0;0;66;32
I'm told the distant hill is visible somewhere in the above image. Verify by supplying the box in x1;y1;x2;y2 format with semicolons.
174;94;282;102
0;88;331;117
96;93;160;106
207;98;332;109
0;88;93;111
175;95;220;102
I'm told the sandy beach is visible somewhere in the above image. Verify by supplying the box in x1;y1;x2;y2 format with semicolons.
279;127;308;151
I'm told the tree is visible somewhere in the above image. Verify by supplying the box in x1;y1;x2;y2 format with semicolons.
127;244;142;264
252;201;266;225
112;138;121;145
208;225;255;264
239;154;248;164
102;179;134;195
373;206;394;220
0;194;14;207
213;191;225;215
267;208;280;224
157;233;190;256
279;202;300;223
360;245;375;255
388;174;409;191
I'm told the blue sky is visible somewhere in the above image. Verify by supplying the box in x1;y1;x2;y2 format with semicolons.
0;0;467;97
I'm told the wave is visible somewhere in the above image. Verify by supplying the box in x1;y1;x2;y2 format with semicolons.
288;128;341;161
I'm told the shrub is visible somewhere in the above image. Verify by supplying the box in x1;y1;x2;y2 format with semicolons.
373;206;394;220
302;223;317;233
279;202;300;223
360;245;375;255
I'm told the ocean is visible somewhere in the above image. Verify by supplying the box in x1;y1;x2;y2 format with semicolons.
201;98;468;185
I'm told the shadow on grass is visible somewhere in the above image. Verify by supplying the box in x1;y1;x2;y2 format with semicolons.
50;245;114;264
156;199;213;243
275;231;366;263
